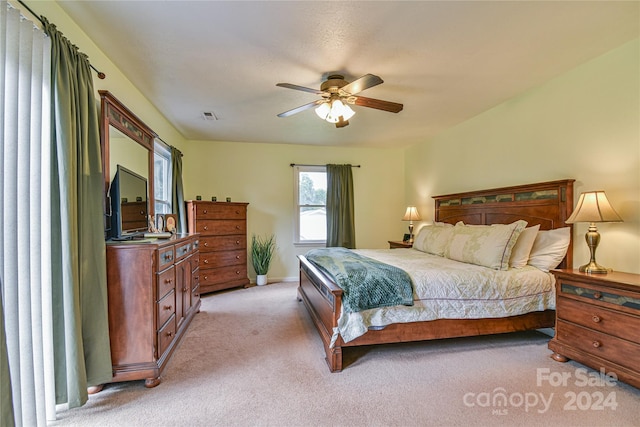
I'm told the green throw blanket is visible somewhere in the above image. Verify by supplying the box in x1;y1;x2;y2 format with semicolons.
305;247;414;313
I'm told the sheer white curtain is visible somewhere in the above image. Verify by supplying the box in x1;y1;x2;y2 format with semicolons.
1;1;55;425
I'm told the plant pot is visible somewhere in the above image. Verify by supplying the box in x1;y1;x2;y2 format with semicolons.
256;274;268;286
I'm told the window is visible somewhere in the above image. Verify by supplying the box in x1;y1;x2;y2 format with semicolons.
294;165;327;244
154;139;172;214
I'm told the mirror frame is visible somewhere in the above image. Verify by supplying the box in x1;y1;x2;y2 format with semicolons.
99;90;157;231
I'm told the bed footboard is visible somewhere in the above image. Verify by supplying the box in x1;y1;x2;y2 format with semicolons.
298;255;344;372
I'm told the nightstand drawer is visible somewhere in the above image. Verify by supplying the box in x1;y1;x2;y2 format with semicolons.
557;297;640;343
558;280;640;316
556;320;640;370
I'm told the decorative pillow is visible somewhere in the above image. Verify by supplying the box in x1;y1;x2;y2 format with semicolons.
412;223;454;256
509;224;541;269
444;220;528;270
527;227;571;272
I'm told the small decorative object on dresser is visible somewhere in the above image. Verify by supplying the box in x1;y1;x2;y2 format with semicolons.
549;269;640;389
186;200;250;293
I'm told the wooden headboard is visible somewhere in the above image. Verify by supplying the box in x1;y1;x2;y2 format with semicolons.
433;179;574;269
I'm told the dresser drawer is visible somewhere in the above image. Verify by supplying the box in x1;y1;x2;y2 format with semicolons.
200;235;247;251
557;296;640;343
175;241;192;261
196;219;246;236
157;314;176;357
158;246;175;270
201;265;248;286
157;290;176;329
556;319;640;370
195;203;246;220
157;267;175;300
201;250;246;269
191;253;200;272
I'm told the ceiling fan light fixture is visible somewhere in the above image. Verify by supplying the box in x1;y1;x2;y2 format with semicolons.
315;102;331;120
315;99;355;124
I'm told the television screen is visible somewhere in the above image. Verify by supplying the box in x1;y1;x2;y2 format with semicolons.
109;165;148;239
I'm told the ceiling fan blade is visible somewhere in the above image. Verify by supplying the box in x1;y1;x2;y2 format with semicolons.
353;96;403;113
276;83;324;95
277;100;325;117
341;74;383;95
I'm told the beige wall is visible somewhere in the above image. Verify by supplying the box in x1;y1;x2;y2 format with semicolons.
405;39;640;274
182;141;405;281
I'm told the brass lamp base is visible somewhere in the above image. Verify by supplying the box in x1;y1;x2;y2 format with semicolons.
579;223;611;274
578;261;611;274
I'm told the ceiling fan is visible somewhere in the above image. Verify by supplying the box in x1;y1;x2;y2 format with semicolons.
276;74;403;128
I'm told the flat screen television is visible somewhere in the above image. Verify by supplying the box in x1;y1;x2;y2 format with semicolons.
108;165;149;240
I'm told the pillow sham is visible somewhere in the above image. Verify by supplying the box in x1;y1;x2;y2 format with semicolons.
412;223;454;256
444;220;528;270
509;224;541;269
527;227;571;272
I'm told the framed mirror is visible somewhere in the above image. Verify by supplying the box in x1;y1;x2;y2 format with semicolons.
100;91;156;238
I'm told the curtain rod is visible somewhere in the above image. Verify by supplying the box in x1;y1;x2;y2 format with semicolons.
16;0;106;79
290;163;361;168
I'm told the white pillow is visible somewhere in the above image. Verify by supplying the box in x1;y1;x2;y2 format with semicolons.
509;224;541;269
527;227;571;272
444;220;528;270
412;223;454;256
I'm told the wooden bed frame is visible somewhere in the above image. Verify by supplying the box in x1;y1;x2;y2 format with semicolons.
298;179;575;372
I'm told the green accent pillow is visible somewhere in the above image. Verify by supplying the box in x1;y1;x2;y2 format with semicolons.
444;220;528;270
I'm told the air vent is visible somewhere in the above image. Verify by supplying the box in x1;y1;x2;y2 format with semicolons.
201;111;218;121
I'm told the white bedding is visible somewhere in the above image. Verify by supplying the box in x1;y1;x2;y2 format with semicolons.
332;248;556;344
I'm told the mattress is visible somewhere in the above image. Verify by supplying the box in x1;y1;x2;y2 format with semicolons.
332;248;556;344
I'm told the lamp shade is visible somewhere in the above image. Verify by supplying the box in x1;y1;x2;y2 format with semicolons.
402;206;421;221
565;191;623;224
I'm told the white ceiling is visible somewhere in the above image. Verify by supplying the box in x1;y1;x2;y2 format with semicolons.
58;1;639;148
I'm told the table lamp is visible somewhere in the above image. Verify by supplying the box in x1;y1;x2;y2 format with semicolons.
565;191;623;274
402;206;421;244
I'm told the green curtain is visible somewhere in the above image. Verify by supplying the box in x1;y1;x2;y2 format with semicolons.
0;282;15;427
326;164;356;248
171;147;187;233
43;19;112;408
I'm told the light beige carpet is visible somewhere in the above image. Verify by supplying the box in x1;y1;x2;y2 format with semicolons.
53;282;640;426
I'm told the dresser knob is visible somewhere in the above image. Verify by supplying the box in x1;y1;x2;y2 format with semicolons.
236;271;240;275
235;225;240;230
203;226;208;231
203;209;208;214
592;341;601;348
167;331;173;337
164;278;172;283
592;315;601;323
593;292;602;299
203;260;208;264
204;275;208;280
236;255;240;259
235;240;240;245
139;210;145;215
204;242;209;247
164;305;172;310
182;287;187;292
194;293;200;297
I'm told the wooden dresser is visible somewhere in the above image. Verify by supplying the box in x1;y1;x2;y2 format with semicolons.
186;201;249;293
106;234;200;387
549;269;640;389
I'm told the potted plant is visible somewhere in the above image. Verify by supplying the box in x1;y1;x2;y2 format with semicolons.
251;234;276;286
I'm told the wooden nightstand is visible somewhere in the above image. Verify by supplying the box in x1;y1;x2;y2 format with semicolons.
549;269;640;389
388;240;413;249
